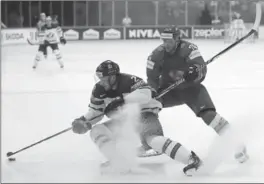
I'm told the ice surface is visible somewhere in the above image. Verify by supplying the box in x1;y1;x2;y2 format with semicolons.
1;40;264;182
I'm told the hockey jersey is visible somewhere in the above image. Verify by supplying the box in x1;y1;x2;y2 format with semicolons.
84;73;162;125
37;22;62;44
147;40;207;90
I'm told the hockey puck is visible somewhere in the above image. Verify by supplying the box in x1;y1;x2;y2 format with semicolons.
8;158;16;161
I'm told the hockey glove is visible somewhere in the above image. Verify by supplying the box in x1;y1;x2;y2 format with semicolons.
104;97;125;117
183;64;204;82
60;37;66;45
72;116;92;134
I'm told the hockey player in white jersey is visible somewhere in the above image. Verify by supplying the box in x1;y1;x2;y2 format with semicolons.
33;16;66;69
36;13;48;59
71;60;202;175
230;12;246;41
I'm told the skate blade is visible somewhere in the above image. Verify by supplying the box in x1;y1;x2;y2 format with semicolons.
184;168;197;177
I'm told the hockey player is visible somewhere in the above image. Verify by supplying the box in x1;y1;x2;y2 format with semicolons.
36;13;48;59
230;12;246;41
71;60;202;175
146;26;249;170
51;14;59;26
33;16;66;69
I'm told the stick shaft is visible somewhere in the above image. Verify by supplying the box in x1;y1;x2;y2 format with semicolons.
7;127;72;157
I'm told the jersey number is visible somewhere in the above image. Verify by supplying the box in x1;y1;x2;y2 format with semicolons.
131;76;138;82
189;44;198;51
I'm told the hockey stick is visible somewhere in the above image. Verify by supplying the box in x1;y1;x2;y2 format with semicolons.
27;38;40;45
155;2;262;100
27;38;65;46
6;113;103;158
6;127;72;158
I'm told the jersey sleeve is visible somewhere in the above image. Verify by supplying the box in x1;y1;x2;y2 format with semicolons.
36;23;46;44
184;42;207;77
52;22;63;37
83;84;106;124
36;21;42;30
146;45;165;90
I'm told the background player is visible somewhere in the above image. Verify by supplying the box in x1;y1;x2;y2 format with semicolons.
36;13;48;59
71;60;202;175
146;26;249;170
33;16;66;69
230;12;246;41
51;14;59;26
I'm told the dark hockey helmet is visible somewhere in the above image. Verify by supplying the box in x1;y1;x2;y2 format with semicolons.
160;25;181;40
96;60;120;78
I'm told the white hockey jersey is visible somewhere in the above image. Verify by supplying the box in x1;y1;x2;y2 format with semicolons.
83;73;162;125
231;18;246;30
38;23;63;44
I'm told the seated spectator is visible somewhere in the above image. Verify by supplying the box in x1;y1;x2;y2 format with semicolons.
200;4;212;25
122;15;132;27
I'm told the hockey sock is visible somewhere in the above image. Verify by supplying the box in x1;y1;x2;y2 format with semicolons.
208;113;229;135
199;111;247;173
200;110;229;135
54;49;64;67
33;51;43;68
90;125;132;172
147;136;191;165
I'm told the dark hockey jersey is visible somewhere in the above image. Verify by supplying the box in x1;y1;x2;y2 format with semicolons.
147;40;207;90
84;73;162;124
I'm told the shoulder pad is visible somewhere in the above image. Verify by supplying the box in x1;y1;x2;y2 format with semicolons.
149;44;165;62
121;73;143;81
52;22;59;28
181;40;198;51
156;44;165;52
179;41;199;57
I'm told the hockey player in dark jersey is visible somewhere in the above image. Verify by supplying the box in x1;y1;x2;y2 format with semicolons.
146;26;249;169
71;60;202;175
51;14;59;26
33;16;66;69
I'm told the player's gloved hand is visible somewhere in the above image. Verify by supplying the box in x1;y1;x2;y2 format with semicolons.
72;116;92;134
104;97;125;117
60;37;66;45
183;64;204;82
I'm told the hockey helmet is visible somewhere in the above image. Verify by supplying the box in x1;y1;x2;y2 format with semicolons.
160;25;181;40
96;60;120;79
40;12;46;21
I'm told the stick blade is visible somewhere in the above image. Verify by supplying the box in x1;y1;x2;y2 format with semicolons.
6;152;13;157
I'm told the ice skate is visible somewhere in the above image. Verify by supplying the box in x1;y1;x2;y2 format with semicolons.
183;151;202;176
234;145;249;163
